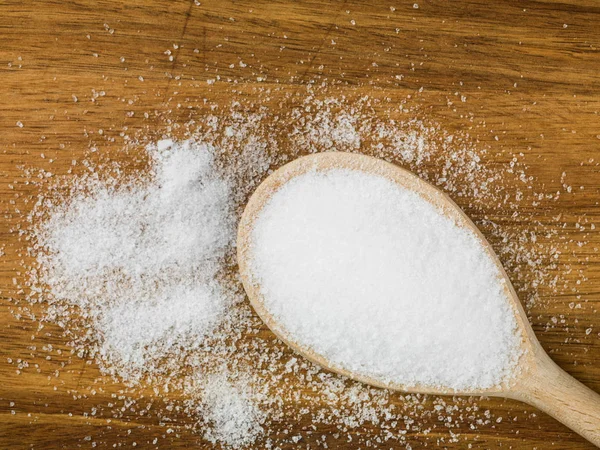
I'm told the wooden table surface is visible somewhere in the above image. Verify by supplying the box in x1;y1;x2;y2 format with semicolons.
2;1;600;448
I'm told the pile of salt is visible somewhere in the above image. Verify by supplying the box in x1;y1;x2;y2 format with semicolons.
250;168;522;390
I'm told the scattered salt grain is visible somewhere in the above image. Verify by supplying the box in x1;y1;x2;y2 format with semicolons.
187;373;265;448
250;169;522;390
34;139;234;381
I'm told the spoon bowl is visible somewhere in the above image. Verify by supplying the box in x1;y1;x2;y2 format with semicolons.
237;152;600;446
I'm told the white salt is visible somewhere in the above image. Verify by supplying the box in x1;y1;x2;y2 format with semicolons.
250;168;522;390
35;139;235;380
32;138;272;447
97;284;225;370
192;373;266;448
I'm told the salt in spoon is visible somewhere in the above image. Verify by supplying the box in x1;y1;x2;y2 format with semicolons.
237;152;600;446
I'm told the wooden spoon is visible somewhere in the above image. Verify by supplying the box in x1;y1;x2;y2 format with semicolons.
237;152;600;446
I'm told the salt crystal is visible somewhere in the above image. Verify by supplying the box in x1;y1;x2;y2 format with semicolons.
34;140;234;380
191;373;265;448
250;168;522;390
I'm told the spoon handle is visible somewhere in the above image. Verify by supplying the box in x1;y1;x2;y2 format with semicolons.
514;351;600;446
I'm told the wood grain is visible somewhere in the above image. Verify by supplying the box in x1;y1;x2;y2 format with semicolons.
512;343;600;447
1;0;600;448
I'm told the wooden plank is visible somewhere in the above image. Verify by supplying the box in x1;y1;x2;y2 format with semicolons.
1;0;599;448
